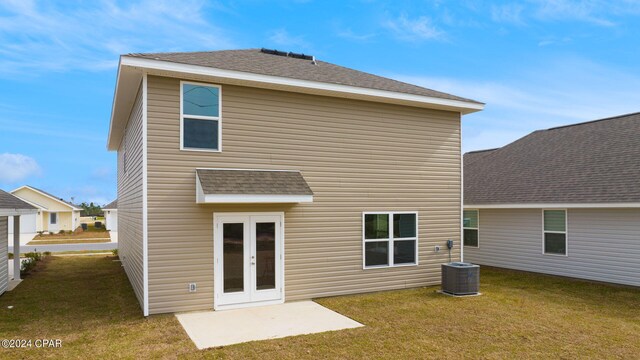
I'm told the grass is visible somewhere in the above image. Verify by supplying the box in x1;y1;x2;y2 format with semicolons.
46;250;115;255
0;257;638;359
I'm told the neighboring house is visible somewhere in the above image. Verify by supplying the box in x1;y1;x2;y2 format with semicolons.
103;199;118;232
0;190;37;296
107;48;483;315
9;186;82;234
463;113;640;287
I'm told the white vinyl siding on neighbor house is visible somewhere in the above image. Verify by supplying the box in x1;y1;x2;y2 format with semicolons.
464;208;640;287
117;82;145;309
0;216;7;295
145;75;462;314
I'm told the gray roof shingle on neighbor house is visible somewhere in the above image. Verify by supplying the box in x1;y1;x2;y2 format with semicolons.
0;189;36;210
129;49;482;104
464;112;640;205
196;169;313;195
103;199;117;209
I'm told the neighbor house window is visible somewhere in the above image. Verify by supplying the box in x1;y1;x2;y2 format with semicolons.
50;212;57;225
181;81;222;151
543;210;567;255
363;212;418;268
463;210;479;247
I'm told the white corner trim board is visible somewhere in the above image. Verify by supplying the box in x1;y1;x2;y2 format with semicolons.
120;56;484;114
464;203;640;209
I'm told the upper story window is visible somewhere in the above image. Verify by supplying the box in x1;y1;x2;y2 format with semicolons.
463;210;479;247
180;81;222;152
363;211;418;269
543;209;567;256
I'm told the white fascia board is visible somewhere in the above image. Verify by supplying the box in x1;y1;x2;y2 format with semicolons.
464;203;640;209
120;56;484;114
198;194;313;204
0;209;38;216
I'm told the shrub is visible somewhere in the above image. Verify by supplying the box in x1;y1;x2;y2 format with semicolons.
112;248;119;257
59;230;66;234
20;258;36;275
43;251;51;256
24;252;42;262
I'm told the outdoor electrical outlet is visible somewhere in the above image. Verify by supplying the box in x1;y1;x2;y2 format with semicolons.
434;246;441;252
189;283;197;293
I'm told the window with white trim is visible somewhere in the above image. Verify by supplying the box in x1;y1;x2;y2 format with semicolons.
543;210;567;255
463;210;479;247
181;82;222;151
363;212;418;268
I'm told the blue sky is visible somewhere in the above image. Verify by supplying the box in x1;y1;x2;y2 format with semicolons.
1;0;640;204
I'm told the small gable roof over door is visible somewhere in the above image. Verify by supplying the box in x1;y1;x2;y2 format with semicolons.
196;169;313;204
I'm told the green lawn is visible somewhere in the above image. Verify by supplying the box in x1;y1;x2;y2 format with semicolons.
0;256;638;359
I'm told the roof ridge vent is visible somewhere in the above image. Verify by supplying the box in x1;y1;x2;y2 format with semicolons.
260;48;316;63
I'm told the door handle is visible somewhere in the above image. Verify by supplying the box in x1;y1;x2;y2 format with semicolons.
251;261;256;265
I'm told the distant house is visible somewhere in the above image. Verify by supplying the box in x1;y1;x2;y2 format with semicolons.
0;190;37;295
103;199;117;232
9;185;82;234
107;48;483;315
463;113;640;287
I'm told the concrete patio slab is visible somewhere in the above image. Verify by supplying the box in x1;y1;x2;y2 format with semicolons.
176;301;363;349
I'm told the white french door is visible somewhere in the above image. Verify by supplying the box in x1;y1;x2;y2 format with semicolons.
214;212;283;310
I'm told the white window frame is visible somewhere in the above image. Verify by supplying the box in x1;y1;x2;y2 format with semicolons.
180;80;222;152
362;211;419;269
542;209;568;257
463;209;479;248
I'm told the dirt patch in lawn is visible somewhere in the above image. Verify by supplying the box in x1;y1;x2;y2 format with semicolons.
0;258;638;359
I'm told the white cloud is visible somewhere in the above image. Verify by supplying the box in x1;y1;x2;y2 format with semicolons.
532;0;615;26
0;0;234;77
267;29;310;50
383;14;445;42
389;57;640;152
336;28;376;42
491;3;525;25
0;153;41;183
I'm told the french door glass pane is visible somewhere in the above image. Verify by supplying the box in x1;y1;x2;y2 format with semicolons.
223;223;244;293
394;240;416;264
255;222;276;290
365;241;389;267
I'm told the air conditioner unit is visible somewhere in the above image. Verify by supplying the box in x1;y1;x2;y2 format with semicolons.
441;262;480;295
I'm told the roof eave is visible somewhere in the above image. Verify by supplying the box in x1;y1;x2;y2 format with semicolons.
117;55;483;113
464;202;640;209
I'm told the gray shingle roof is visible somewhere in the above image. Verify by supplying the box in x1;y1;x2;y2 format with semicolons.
0;189;36;210
129;49;481;104
103;199;117;209
464;112;640;204
197;169;313;195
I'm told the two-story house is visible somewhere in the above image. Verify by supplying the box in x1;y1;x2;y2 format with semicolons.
107;49;483;315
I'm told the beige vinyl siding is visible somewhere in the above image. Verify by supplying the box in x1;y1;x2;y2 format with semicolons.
146;75;462;314
117;83;145;308
0;216;7;295
464;208;640;286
